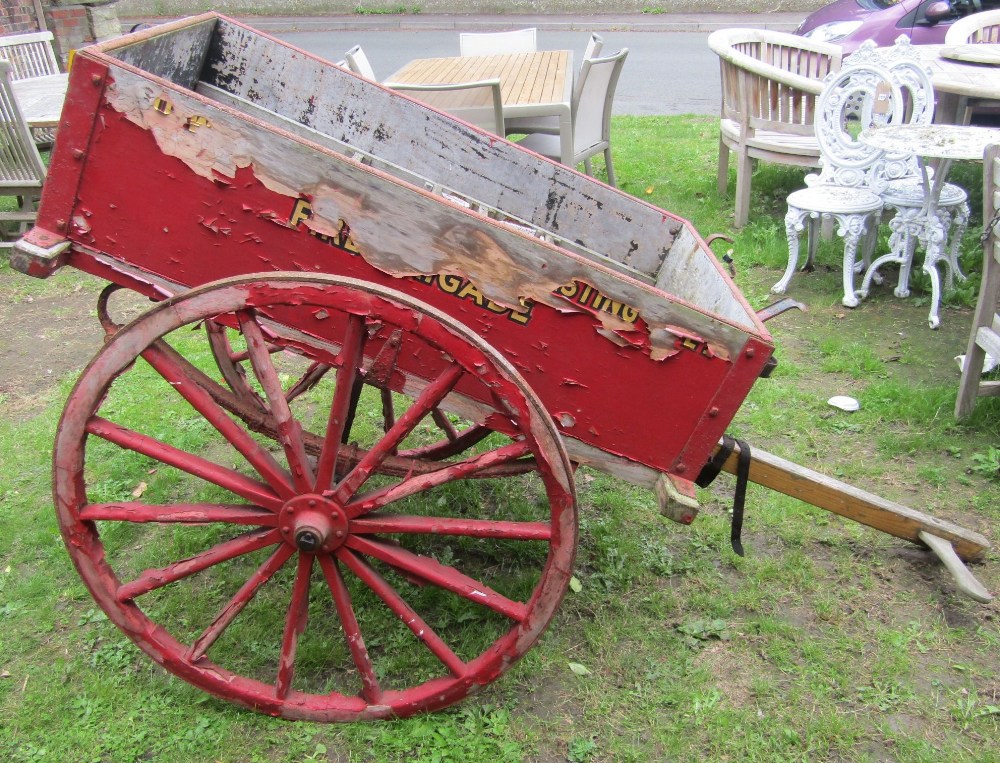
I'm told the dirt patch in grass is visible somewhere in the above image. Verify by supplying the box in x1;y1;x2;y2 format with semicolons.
0;272;157;418
0;280;101;407
1;254;996;761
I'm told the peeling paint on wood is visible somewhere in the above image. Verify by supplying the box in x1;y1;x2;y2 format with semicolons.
26;12;775;479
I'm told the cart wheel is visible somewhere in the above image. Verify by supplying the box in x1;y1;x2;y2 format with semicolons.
204;318;494;459
55;273;577;721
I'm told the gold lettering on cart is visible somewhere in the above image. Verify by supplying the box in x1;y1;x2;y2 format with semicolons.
285;204;640;331
289;199;360;253
412;275;534;325
152;97;173;115
557;281;639;324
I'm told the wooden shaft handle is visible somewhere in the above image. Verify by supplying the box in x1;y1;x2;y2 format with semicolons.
714;441;991;562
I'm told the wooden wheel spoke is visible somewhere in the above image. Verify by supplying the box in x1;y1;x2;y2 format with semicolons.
431;408;459;441
116;528;282;601
397;425;504;462
337;548;466;677
141;340;295;499
350;514;551;541
346;535;527;622
187;545;295;662
317;555;381;703
346;440;532;518
275;553;314;699
285;361;332;404
314;315;366;492
228;342;283;364
80;503;278;527
380;388;396;434
56;275;577;720
86;416;283;511
238;310;316;492
334;363;465;502
205;320;268;411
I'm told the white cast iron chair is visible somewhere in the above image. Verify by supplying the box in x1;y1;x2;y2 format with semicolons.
516;48;628;187
504;32;604;137
0;61;47;249
774;54;902;307
857;37;969;305
459;28;537;56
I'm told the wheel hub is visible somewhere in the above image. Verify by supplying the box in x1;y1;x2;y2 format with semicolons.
279;494;349;553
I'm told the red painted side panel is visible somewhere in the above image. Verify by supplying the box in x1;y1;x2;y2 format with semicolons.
31;50;773;481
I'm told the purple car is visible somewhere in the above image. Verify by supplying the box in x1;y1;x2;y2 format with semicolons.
797;0;1000;55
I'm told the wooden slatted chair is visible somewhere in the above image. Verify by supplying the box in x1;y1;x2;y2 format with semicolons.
708;28;843;228
955;142;1000;418
0;31;60;146
0;60;47;249
944;10;1000;124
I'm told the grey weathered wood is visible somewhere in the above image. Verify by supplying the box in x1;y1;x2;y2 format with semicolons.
97;14;768;361
0;60;46;248
955;143;1000;417
112;19;216;91
919;531;993;603
181;17;753;328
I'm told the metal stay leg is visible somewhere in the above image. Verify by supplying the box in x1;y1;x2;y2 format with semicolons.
916;156;954;329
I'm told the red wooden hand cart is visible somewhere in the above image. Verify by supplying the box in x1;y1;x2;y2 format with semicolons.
11;14;992;721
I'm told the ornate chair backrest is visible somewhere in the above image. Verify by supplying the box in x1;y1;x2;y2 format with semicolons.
852;36;935;183
0;31;60;80
809;46;903;190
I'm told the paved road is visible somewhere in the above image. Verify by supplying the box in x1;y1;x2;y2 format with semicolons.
264;24;798;117
125;13;807;116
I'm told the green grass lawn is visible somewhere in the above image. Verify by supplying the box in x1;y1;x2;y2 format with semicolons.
0;115;997;762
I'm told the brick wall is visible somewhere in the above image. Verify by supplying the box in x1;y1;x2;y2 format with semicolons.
46;5;90;63
1;3;123;69
0;1;41;35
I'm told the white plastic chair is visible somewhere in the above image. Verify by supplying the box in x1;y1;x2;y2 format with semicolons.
516;48;628;187
505;32;603;137
858;37;969;303
774;52;901;307
0;61;47;249
388;79;505;135
344;45;376;81
459;28;537;57
0;31;60;146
